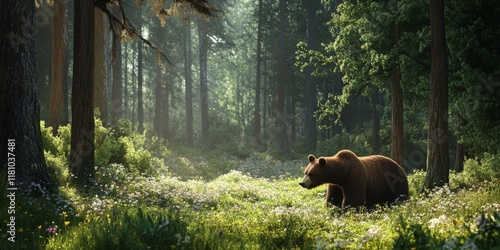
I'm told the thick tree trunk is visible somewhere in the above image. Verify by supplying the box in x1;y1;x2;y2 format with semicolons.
254;0;264;151
424;0;449;189
304;0;318;152
70;0;95;189
277;0;290;154
0;0;52;189
391;20;405;168
198;18;210;142
184;21;194;147
50;0;69;135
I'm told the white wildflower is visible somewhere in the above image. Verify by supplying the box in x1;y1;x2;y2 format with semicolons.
91;197;102;212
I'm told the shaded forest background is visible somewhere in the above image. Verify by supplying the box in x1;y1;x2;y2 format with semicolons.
2;0;500;189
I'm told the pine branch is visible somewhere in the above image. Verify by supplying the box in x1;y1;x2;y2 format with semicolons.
96;2;173;66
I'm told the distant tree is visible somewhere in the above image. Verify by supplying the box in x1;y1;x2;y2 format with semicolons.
94;8;107;124
111;5;123;125
253;0;265;151
277;0;290;154
0;0;52;189
50;0;69;135
424;0;449;189
198;17;210;142
137;14;144;134
304;0;319;152
183;21;194;147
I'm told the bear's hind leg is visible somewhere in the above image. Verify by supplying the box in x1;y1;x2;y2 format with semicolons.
326;184;343;208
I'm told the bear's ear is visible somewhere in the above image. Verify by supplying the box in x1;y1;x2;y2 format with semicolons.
319;157;327;167
308;154;316;163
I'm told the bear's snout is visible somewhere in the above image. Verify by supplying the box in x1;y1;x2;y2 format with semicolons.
299;176;312;189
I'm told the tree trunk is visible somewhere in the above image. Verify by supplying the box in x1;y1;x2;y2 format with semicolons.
50;0;69;135
162;68;170;139
198;18;210;142
111;5;123;125
254;0;264;151
94;8;107;123
424;0;449;189
123;43;129;119
277;0;290;154
154;63;163;137
391;20;405;168
371;89;381;154
454;115;467;172
184;21;194;146
304;0;318;152
70;0;95;189
0;0;52;189
137;7;144;134
137;39;144;133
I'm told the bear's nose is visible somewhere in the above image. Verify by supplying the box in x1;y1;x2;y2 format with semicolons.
299;182;305;187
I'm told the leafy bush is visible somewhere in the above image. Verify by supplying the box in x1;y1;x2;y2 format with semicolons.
451;153;500;188
41;118;168;180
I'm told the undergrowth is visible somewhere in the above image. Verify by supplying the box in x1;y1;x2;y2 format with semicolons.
1;121;499;249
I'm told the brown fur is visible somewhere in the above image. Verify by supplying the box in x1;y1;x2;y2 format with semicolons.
299;150;409;209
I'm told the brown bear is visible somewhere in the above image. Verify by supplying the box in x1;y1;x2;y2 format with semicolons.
299;150;409;210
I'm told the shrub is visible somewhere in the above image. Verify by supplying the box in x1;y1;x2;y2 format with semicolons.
451;153;500;188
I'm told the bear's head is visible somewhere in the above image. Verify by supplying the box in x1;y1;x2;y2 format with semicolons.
299;154;329;189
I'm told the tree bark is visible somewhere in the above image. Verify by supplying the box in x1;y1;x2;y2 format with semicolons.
391;20;405;168
198;18;210;142
70;0;95;189
277;0;290;154
184;21;194;147
424;0;449;189
50;0;69;135
0;0;52;189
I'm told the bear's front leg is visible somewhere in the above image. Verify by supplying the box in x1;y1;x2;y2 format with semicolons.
326;184;343;208
341;186;367;210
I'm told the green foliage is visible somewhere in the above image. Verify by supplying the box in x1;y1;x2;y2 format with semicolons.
316;131;372;157
394;212;500;250
34;119;500;249
41;119;168;180
45;207;191;250
451;153;500;188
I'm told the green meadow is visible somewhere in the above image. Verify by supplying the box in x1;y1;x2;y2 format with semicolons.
1;121;499;249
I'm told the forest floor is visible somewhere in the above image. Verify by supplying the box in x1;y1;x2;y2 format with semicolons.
1;151;499;249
